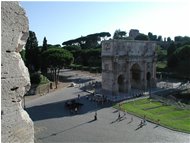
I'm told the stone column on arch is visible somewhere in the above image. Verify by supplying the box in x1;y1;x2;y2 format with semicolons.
143;60;147;91
152;60;157;87
126;61;131;93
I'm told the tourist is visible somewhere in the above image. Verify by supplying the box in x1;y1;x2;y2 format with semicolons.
75;107;78;113
78;94;80;99
143;119;147;125
139;120;144;127
143;115;147;125
118;111;121;120
94;111;97;120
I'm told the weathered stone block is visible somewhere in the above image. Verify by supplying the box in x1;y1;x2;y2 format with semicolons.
1;1;34;143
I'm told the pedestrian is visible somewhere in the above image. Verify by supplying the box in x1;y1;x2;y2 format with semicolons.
78;94;80;99
94;111;97;120
118;111;121;120
143;119;147;125
143;115;147;125
139;120;144;127
75;107;78;113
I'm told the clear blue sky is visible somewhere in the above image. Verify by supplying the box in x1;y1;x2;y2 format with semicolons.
20;1;190;46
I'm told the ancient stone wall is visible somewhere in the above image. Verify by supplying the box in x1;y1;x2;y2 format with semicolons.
1;2;34;143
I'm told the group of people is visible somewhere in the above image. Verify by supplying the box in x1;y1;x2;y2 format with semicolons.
92;109;161;129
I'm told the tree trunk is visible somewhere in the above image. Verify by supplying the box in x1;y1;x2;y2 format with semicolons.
55;69;58;89
57;69;60;83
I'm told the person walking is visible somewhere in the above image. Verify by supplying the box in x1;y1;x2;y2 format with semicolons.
75;107;78;113
94;111;97;120
143;115;147;125
78;94;80;99
139;120;144;127
118;111;121;121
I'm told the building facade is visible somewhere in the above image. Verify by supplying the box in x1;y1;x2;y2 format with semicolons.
102;39;157;97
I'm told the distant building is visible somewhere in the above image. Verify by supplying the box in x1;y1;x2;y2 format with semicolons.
101;39;157;98
129;29;140;40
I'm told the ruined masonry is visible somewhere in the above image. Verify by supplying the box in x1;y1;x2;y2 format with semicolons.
1;2;34;143
102;39;157;97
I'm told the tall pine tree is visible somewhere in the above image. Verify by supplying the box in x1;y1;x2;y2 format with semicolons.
25;31;40;72
41;37;48;74
42;37;48;52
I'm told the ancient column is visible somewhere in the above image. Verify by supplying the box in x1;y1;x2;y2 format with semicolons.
1;2;34;143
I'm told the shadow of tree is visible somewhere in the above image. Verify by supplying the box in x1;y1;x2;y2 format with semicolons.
26;95;113;121
38;119;97;140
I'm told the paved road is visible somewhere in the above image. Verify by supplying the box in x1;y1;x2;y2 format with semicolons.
26;70;190;143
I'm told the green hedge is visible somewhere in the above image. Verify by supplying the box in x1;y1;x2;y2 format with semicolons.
69;64;102;73
30;72;50;85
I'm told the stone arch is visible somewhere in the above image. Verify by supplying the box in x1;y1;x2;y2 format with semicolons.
117;74;125;92
146;72;151;89
130;63;141;88
146;72;151;81
131;63;141;81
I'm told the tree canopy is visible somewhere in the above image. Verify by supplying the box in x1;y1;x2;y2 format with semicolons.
42;48;73;69
42;47;74;88
148;32;157;41
113;29;127;39
25;31;40;72
62;32;111;48
135;34;149;41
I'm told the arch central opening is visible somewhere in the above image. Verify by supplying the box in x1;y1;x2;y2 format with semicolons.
131;63;141;89
118;75;125;93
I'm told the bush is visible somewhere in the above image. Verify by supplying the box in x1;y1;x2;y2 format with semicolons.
90;67;101;73
30;72;41;84
40;74;50;84
30;72;50;85
69;64;82;70
82;66;90;71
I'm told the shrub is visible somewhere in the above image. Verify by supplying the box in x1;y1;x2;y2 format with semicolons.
30;72;41;84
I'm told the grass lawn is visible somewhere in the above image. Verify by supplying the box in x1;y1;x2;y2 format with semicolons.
117;98;190;133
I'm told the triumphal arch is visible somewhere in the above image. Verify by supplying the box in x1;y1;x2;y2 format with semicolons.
102;39;157;97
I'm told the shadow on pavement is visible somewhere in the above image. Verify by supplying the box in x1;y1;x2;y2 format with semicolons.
38;119;97;140
26;95;113;121
135;125;143;131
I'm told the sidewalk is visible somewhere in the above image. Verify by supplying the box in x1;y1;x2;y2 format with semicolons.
25;82;70;102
